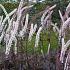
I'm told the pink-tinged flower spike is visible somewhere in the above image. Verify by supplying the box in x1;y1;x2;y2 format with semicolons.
61;17;70;37
35;26;43;47
66;3;70;18
49;4;56;11
60;37;65;63
64;54;69;70
14;37;17;55
5;18;19;56
28;23;37;41
21;5;33;13
43;11;53;28
17;0;33;23
41;4;56;26
16;0;23;22
64;51;70;70
59;17;70;63
5;21;19;55
66;3;70;12
60;38;70;63
19;14;29;38
4;18;13;50
5;2;33;56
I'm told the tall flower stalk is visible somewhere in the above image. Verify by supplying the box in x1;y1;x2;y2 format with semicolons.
35;26;43;47
0;0;33;58
50;3;70;65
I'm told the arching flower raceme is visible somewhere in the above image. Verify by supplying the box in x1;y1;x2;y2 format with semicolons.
35;26;43;47
64;51;70;70
41;4;56;26
19;14;29;38
4;0;33;56
14;37;17;55
43;11;53;28
28;23;37;41
60;37;70;63
60;37;65;63
59;11;70;63
61;17;70;36
66;3;70;12
64;54;69;70
5;21;18;55
66;3;70;18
